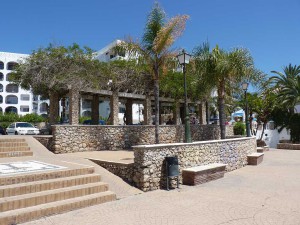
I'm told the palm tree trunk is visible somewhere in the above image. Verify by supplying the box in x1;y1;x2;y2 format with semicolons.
205;100;209;124
260;122;266;140
218;80;226;139
154;67;160;144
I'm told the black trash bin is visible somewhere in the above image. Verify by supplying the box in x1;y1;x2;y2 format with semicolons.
165;156;179;190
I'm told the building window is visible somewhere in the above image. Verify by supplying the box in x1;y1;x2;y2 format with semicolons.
0;84;3;92
39;102;48;112
21;94;30;101
6;84;19;93
82;99;91;109
0;61;4;70
82;110;91;117
0;95;2;104
33;102;38;113
5;106;18;114
20;105;30;112
33;95;39;101
5;95;18;104
6;73;13;81
7;62;18;70
0;73;3;81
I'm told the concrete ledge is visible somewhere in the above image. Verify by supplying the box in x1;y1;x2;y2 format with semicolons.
182;163;226;186
133;136;256;149
247;153;264;165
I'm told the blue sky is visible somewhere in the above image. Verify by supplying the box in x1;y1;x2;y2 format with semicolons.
1;0;299;77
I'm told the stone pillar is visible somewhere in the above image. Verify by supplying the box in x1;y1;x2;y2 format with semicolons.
198;102;207;125
49;92;59;124
125;99;133;125
143;95;152;125
91;94;99;125
109;91;119;125
173;102;181;125
69;89;80;125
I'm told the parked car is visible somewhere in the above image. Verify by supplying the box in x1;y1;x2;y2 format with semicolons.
83;120;106;125
6;122;40;135
0;126;6;135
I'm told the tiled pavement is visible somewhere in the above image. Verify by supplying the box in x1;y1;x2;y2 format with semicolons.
24;149;300;225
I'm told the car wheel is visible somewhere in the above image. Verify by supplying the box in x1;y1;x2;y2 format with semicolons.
15;131;18;135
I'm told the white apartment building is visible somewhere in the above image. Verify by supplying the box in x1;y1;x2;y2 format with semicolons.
0;52;34;115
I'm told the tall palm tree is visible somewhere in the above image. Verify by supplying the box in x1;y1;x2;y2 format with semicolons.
120;3;188;143
194;43;262;139
270;64;300;112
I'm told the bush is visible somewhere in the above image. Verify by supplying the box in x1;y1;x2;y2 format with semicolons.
290;114;300;143
0;113;46;128
233;122;246;135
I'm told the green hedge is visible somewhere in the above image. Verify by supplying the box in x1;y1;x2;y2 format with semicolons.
233;122;246;135
0;113;46;128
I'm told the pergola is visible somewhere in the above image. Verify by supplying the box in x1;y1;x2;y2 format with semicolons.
49;88;208;126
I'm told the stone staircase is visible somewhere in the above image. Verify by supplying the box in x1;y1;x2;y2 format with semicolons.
0;138;33;158
0;162;116;224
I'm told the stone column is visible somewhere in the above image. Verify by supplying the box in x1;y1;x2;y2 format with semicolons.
49;92;59;124
143;95;152;125
173;102;181;125
91;94;99;125
69;89;80;125
109;91;119;125
125;99;133;125
198;102;207;125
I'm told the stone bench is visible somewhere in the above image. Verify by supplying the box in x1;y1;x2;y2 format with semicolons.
182;163;227;186
247;153;264;165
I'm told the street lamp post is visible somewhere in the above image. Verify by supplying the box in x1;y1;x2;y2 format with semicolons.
177;49;192;143
242;82;251;137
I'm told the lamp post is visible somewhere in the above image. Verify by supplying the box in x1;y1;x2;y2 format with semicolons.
177;49;192;143
242;82;251;137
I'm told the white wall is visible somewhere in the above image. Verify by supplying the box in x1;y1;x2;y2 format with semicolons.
256;128;290;148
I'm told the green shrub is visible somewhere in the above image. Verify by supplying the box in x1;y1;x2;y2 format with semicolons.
79;116;91;124
233;122;246;135
290;114;300;143
20;113;46;123
0;113;46;127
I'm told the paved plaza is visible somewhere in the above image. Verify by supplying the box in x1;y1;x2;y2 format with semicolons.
24;149;300;225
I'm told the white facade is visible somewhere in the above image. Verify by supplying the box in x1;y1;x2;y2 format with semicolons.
0;52;34;115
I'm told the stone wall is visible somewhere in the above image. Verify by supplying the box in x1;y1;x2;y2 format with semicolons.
89;159;134;184
52;125;229;153
132;137;256;191
34;136;54;152
277;143;300;150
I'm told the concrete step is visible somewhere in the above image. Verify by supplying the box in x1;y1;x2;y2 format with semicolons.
0;182;109;212
0;173;101;197
0;146;30;152
0;191;116;225
0;138;26;142
0;151;33;158
0;166;95;186
0;142;28;147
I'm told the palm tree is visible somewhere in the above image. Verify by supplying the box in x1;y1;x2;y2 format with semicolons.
120;3;189;143
270;64;300;112
194;43;262;139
